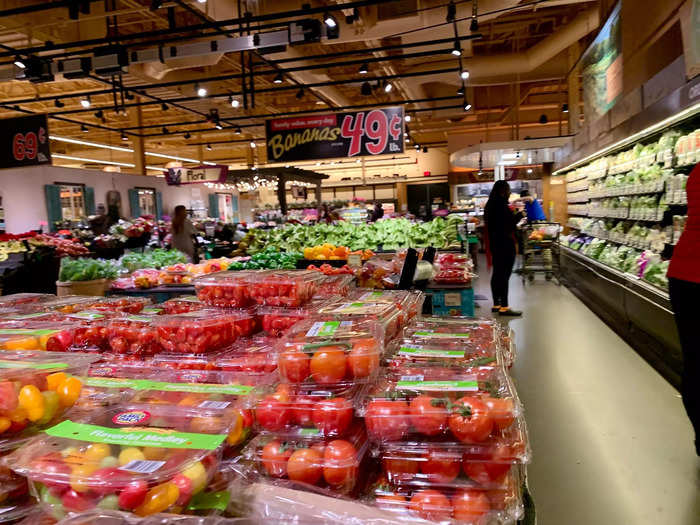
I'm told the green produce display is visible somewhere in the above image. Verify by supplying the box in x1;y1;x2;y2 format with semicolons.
243;217;462;254
118;249;187;272
58;258;119;282
227;247;302;270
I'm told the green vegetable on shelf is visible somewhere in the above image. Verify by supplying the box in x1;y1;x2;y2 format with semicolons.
59;258;119;282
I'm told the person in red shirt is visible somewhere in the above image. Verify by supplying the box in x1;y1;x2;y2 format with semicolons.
668;162;700;456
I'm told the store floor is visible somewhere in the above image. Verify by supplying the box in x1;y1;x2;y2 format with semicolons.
471;259;700;525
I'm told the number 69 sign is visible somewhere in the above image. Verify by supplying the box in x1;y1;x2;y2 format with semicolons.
1;115;51;169
266;106;404;163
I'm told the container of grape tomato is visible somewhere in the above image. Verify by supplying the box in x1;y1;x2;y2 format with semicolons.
0;294;54;308
314;274;355;298
55;509;248;524
85;297;152;315
107;316;162;356
162;296;207;315
314;301;402;342
5;403;234;517
37;296;105;314
154;310;256;354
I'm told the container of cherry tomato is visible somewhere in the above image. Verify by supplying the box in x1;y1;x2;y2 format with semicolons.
0;294;54;308
5;402;234;518
55;509;247;524
276;319;383;384
253;382;365;438
106;315;162;356
248;271;321;307
314;300;403;342
85;297;152;315
154;310;256;354
162;296;207;315
367;467;524;524
0;323;89;352
37;296;104;314
214;339;278;375
344;290;424;329
242;425;369;496
257;301;323;338
194;271;258;308
433;253;473;284
314;275;355;298
159;269;194;286
0;311;68;326
360;371;526;448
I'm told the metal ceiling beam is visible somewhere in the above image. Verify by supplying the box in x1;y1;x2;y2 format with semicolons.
0;0;104;19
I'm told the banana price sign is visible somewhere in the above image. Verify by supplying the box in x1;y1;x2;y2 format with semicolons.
265;107;404;163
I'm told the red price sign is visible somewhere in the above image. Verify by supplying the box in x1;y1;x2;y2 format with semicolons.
1;115;51;169
340;109;403;156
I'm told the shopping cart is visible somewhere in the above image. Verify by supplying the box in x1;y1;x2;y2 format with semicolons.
521;222;560;284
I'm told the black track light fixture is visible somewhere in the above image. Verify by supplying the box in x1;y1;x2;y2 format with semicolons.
463;99;472;112
446;1;456;23
162;126;169;134
206;144;212;151
451;38;462;56
323;12;337;28
457;84;465;96
184;132;191;139
296;87;304;100
150;0;164;10
121;131;128;141
81;124;88;133
423;147;428;153
124;91;134;101
94;109;104;120
273;72;284;84
13;56;25;69
234;127;242;135
470;0;479;32
54;99;64;108
562;103;569;113
539;114;548;124
361;81;372;96
161;103;169;111
358;62;368;75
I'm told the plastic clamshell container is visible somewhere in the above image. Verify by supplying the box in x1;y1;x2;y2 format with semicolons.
194;271;260;308
5;402;233;517
162;296;207;315
257;301;328;337
55;509;248;524
106;315;162;356
37;296;105;314
248;271;321;307
0;293;54;308
360;371;526;449
0;322;91;352
435;253;471;266
85;297;152;314
315;274;356;298
432;268;472;285
345;290;425;327
276;318;383;384
159;269;194;286
367;465;524;524
0;351;98;451
0;310;67;326
243;424;369;496
154;310;257;354
253;382;365;438
214;338;278;374
314;300;403;341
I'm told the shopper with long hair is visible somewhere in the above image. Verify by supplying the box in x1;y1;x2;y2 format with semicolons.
667;162;700;456
171;205;197;262
484;180;522;316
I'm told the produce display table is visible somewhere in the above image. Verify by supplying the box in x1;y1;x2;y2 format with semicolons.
107;284;194;303
424;281;475;316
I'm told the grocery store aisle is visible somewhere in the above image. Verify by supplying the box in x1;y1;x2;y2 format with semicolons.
472;264;700;525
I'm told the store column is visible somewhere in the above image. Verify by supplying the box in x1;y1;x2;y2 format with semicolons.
567;42;581;135
131;100;146;176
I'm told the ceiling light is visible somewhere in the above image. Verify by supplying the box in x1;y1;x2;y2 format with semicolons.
54;99;64;108
361;82;372;96
470;16;479;32
284;164;290;168
250;141;256;148
235;127;242;135
150;0;164;10
215;123;223;130
53;154;135;168
196;84;207;97
324;13;337;28
296;87;304;99
206;144;212;151
464;100;472;111
121;131;128;141
230;96;240;108
197;0;206;3
527;168;533;174
13;57;25;69
414;144;420;150
80;124;89;132
125;91;135;101
359;62;368;75
161;103;169;111
405;137;410;143
273;73;284;84
355;158;361;164
182;132;190;139
50;135;132;153
457;85;465;96
404;115;411;123
384;81;393;93
316;161;321;166
80;96;91;108
562;103;569;113
446;1;456;23
451;39;462;56
162;126;168;134
94;109;104;120
460;70;470;80
423;147;428;153
539;114;548;124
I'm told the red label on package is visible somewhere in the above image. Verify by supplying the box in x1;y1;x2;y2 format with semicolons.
112;410;151;426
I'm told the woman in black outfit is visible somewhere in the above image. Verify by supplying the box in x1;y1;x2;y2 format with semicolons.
484;181;522;316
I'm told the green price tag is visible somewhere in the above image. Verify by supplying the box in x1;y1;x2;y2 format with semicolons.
45;420;227;450
67;311;105;320
0;329;59;336
125;315;152;323
395;380;478;391
398;347;465;358
83;377;142;389
7;312;52;320
187;490;231;512
0;360;69;370
138;380;253;396
141;308;164;315
412;331;470;338
306;321;340;337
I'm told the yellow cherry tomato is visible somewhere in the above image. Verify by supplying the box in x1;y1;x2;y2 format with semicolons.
56;377;82;407
142;447;168;461
83;443;112;462
46;372;67;391
36;391;60;425
189;416;222;434
38;334;53;350
18;384;44;422
176;394;200;407
70;464;96;493
7;407;27;424
134;482;180;516
226;411;246;446
181;461;207;494
0;417;10;434
118;447;145;466
4;336;40;350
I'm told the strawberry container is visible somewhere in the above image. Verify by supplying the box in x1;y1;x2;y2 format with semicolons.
0;294;54;308
107;315;162;356
242;425;369;496
194;271;258;308
5;403;234;517
154;310;256;354
253;382;365;438
0;311;68;326
315;275;355;298
162;296;207;315
276;318;383;384
359;371;526;448
315;300;403;341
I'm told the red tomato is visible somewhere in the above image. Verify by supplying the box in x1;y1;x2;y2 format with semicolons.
448;397;494;443
261;440;292;478
409;489;452;521
61;489;96;512
311;397;353;436
482;397;515;431
0;382;18;412
322;439;358;489
409;395;447;436
452;488;491;523
255;395;291;432
383;452;419;483
365;399;410;441
464;440;514;483
420;448;460;484
347;341;379;379
309;346;347;384
278;348;310;382
292;395;316;426
287;448;323;485
376;492;407;513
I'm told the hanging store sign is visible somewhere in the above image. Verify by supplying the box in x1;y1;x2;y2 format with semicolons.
166;165;227;185
0;114;51;169
265;106;404;162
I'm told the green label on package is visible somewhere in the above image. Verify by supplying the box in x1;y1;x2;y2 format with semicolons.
187;490;231;512
359;291;386;300
395;380;478;391
398;347;465;358
138;380;253;395
306;321;340;337
84;377;142;389
0;360;69;370
177;296;201;302
412;331;470;338
67;311;105;320
141;308;164;314
0;329;59;336
125;315;152;323
45;420;227;450
7;312;51;320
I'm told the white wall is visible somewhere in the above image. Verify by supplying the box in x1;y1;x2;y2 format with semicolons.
0;165;226;233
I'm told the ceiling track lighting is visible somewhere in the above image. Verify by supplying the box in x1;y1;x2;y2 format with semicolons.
470;0;479;32
384;81;393;93
162;126;169;134
404;114;411;123
206;144;212;151
184;132;191;139
94;110;104;120
250;141;256;148
539;114;548;124
360;81;372;96
13;57;25;69
273;72;284;84
125;92;135;101
80;124;88;133
196;84;207;97
214;121;223;130
54;99;64;108
451;39;462;56
446;1;456;23
230;96;240;108
121;131;128;141
414;144;420;150
323;12;337;28
463;99;472;112
358;62;368;75
423;147;428;153
234;127;242;135
457;84;465;96
460;70;470;80
296;87;304;100
150;0;164;10
161;103;169;111
80;95;91;108
562;103;569;113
